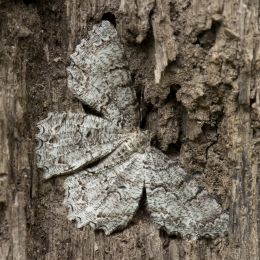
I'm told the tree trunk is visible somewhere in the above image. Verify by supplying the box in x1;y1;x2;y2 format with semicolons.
0;0;259;259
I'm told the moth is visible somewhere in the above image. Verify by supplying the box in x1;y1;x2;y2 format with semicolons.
36;21;229;239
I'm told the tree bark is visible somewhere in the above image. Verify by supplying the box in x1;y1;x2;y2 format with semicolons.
0;0;259;259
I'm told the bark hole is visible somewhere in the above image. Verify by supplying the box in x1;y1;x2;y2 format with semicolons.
23;0;36;5
82;103;104;118
194;21;221;50
165;141;182;158
102;12;116;27
165;84;181;103
139;103;153;129
159;228;180;240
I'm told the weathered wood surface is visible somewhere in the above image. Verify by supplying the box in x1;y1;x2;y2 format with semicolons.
0;0;259;259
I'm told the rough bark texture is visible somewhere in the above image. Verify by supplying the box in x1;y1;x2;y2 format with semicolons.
0;0;259;259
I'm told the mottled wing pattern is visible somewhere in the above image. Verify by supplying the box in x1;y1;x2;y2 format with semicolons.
67;21;138;128
62;140;228;238
144;147;229;239
36;112;131;179
63;152;146;235
63;130;149;234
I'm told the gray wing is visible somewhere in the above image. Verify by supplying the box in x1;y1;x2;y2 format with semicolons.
143;147;229;239
67;21;138;128
62;141;228;239
63;130;150;234
35;112;131;179
63;151;146;235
